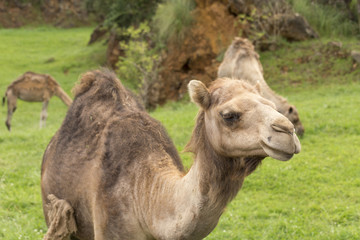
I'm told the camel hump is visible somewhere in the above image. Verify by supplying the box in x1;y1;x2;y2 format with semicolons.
72;69;122;97
72;68;144;110
44;194;77;240
231;37;254;51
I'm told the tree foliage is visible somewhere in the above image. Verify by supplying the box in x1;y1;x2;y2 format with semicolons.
85;0;162;27
116;22;160;108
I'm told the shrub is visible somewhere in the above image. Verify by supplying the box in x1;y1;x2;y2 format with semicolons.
116;22;160;108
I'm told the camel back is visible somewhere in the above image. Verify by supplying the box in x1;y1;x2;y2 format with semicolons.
43;69;183;189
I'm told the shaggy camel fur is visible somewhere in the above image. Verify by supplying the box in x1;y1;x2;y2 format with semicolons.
218;37;305;136
2;72;72;131
41;69;300;240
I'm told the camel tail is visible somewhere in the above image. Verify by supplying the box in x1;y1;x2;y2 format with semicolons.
44;194;77;240
55;87;73;107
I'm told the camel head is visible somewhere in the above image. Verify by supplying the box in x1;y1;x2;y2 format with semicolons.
188;78;301;161
218;37;305;137
282;104;304;136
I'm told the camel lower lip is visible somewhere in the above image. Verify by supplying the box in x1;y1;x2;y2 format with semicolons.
260;141;294;161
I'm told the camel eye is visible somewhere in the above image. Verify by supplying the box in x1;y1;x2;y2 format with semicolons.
220;112;241;123
289;107;293;114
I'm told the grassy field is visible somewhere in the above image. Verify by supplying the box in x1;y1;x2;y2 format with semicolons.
1;27;360;239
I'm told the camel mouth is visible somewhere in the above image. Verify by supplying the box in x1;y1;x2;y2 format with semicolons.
260;141;294;161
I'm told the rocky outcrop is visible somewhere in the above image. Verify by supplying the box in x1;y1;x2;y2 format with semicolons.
270;13;319;41
228;0;319;41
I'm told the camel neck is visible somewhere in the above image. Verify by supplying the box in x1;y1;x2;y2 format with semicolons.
162;131;262;239
251;76;286;110
261;85;286;107
189;147;247;205
140;114;263;240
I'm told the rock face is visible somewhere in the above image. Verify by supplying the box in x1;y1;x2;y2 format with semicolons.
155;1;239;105
272;13;319;41
0;0;89;28
41;0;89;27
0;1;37;28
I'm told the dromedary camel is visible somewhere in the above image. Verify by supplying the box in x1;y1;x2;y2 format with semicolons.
218;37;305;136
2;71;72;131
41;69;300;240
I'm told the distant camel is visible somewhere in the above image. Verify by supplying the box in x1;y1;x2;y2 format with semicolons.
2;72;72;131
218;37;305;136
41;69;300;240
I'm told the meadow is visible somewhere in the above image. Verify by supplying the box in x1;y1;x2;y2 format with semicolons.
0;27;360;239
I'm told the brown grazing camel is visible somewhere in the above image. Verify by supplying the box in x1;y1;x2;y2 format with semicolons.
2;71;72;131
41;69;300;240
218;37;305;136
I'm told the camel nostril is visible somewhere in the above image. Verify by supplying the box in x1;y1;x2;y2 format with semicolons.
271;124;293;135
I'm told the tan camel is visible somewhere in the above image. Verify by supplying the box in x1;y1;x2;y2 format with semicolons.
218;37;305;136
2;71;72;131
41;69;300;240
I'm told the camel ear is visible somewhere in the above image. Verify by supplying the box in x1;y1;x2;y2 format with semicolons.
188;80;210;109
255;81;262;95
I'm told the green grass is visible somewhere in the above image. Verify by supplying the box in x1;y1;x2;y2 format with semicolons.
0;26;107;239
1;27;360;239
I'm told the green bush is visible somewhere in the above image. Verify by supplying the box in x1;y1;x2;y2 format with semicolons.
116;22;159;107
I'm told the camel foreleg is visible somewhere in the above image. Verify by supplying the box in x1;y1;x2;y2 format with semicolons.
5;90;17;131
40;101;49;128
43;194;77;240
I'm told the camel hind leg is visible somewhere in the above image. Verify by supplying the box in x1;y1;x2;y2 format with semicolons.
5;90;17;131
44;194;77;240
